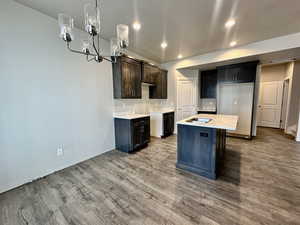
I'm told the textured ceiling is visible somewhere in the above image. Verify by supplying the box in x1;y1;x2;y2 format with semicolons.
15;0;300;63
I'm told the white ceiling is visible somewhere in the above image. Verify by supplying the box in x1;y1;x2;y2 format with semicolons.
15;0;300;63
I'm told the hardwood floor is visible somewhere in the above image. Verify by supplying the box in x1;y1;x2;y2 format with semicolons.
1;127;300;225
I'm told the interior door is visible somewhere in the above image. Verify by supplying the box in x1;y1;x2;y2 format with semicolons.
177;78;197;122
257;81;284;128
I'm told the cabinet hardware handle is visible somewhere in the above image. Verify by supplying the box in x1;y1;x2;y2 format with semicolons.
200;132;208;137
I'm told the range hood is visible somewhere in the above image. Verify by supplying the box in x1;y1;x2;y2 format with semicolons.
142;82;155;86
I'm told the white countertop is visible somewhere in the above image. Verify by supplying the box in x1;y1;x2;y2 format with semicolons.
113;114;150;120
177;114;238;130
150;110;175;114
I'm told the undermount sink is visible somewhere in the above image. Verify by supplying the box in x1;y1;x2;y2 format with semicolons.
186;117;212;123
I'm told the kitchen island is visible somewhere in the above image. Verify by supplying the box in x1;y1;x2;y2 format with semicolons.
176;114;238;179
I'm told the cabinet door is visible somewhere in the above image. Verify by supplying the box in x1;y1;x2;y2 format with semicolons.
142;63;157;84
177;125;214;171
200;70;217;98
163;114;169;136
217;68;226;83
132;120;143;149
132;118;150;149
218;62;258;84
150;69;168;99
237;63;257;83
218;67;239;83
121;59;141;98
161;70;168;99
163;113;174;136
229;67;241;82
168;113;174;135
143;118;150;144
142;63;150;83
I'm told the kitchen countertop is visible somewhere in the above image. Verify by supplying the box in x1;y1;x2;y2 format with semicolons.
113;114;150;120
150;110;175;114
177;114;238;130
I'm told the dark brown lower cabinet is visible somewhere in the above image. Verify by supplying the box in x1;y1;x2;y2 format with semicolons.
115;117;150;153
163;112;174;137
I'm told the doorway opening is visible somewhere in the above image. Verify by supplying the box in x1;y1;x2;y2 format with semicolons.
256;62;299;141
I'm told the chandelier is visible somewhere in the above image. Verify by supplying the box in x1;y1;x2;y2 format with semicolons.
58;0;129;63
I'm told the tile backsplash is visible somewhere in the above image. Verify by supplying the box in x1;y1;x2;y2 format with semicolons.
114;85;174;115
199;98;217;111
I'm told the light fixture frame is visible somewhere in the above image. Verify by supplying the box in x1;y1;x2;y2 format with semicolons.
59;0;128;63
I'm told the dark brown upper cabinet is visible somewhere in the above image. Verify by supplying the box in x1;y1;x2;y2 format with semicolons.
200;69;218;98
112;56;142;99
112;55;168;99
142;63;158;84
217;61;258;83
150;69;168;99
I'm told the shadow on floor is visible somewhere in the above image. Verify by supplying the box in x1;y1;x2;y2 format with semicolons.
219;148;241;186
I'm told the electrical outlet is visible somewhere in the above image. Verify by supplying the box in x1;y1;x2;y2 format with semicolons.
57;147;63;156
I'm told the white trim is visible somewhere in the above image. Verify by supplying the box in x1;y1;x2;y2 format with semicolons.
253;65;261;136
284;62;294;133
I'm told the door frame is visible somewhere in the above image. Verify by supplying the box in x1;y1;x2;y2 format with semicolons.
281;78;290;129
176;77;198;133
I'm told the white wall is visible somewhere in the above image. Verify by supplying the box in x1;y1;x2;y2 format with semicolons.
0;1;115;193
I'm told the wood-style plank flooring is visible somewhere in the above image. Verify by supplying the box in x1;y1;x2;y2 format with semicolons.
1;128;300;225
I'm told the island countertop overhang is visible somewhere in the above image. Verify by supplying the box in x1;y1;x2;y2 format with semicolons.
177;114;238;131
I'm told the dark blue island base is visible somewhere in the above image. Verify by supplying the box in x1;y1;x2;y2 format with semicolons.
176;124;226;180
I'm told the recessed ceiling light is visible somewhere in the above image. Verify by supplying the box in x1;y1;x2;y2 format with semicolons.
230;41;237;47
132;22;141;31
178;54;183;59
161;42;168;49
225;19;236;28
